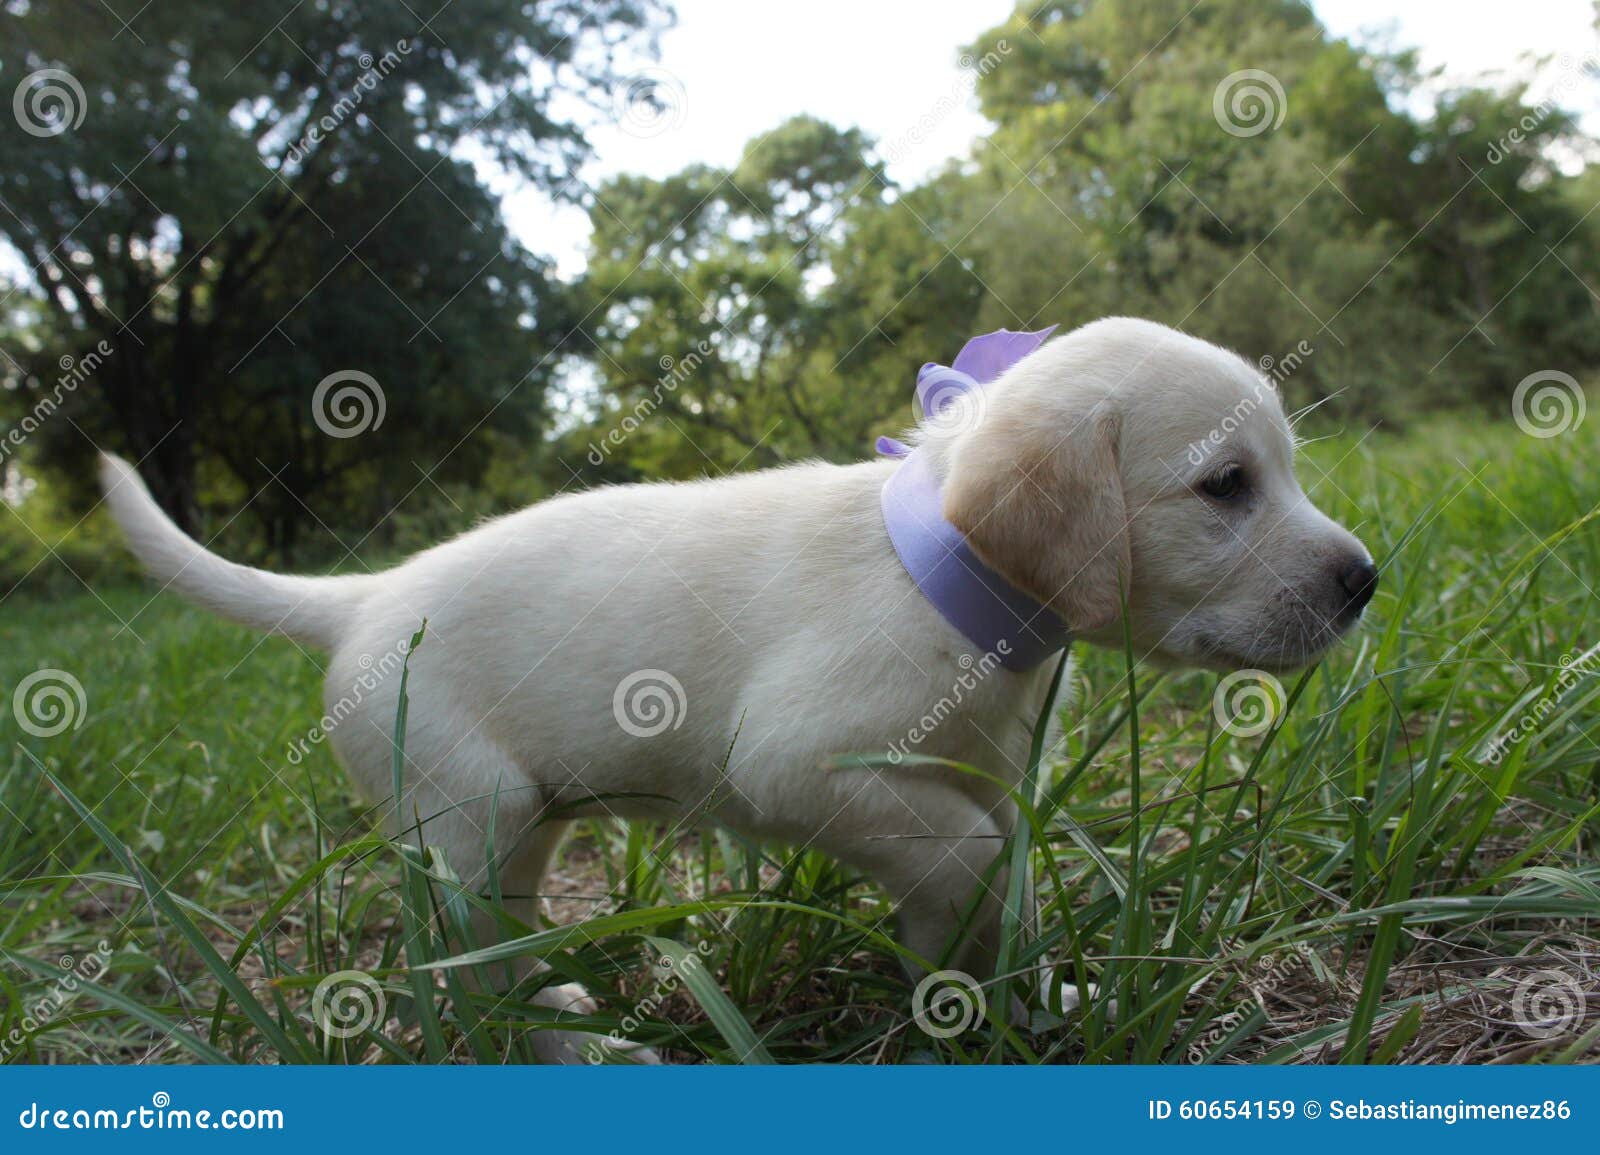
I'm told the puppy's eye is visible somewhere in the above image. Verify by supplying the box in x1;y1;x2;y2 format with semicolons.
1200;465;1247;500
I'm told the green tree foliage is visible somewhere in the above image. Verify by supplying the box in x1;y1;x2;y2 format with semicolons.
1;0;664;556
567;116;892;482
574;0;1600;479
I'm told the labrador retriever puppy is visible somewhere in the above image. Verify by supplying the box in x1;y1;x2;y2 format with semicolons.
99;316;1375;1057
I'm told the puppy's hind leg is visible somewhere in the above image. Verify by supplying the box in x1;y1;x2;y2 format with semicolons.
465;817;572;979
353;711;652;1062
373;729;629;1062
473;819;661;1065
451;817;599;1063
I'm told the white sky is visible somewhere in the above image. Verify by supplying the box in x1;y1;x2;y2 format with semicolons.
519;0;1600;276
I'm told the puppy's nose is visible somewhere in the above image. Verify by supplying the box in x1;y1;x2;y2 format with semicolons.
1337;558;1378;617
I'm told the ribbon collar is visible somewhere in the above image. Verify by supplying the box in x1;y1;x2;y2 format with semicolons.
876;327;1070;672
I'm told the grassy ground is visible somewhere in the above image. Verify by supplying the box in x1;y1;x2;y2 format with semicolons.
3;413;1599;1064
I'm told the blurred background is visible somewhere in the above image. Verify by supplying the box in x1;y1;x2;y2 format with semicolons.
2;0;1597;577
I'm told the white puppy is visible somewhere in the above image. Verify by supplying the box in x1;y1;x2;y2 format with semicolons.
100;317;1374;1049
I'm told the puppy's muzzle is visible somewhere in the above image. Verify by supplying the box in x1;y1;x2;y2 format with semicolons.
1334;557;1378;624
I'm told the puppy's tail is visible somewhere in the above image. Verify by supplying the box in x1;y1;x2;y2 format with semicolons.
99;452;370;650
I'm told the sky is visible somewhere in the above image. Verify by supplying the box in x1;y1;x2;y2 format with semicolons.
517;0;1600;277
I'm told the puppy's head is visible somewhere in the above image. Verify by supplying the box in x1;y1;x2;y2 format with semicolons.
936;317;1374;673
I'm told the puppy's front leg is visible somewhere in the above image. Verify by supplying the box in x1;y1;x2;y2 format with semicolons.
895;880;1004;979
833;786;1045;1033
832;792;1013;977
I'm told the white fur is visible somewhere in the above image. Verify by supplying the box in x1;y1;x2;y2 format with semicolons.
99;317;1371;1057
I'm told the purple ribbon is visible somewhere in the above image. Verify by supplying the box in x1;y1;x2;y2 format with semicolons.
876;327;1068;671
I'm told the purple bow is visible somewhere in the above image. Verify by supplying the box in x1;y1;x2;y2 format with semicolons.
872;324;1069;671
876;326;1057;458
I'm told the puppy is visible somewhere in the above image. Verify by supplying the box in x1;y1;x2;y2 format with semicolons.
100;317;1374;1053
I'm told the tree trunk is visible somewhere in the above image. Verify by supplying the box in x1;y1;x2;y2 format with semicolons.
145;431;200;537
101;336;201;536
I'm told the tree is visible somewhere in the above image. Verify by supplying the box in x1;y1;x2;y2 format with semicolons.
955;0;1600;416
1;0;665;556
568;116;892;482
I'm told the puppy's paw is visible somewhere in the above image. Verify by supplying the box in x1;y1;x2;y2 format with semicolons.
530;981;663;1064
1052;978;1114;1018
527;982;593;1064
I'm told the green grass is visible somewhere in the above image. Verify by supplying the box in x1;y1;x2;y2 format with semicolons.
2;413;1599;1063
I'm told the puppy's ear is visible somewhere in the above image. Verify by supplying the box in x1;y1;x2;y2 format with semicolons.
942;396;1128;633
